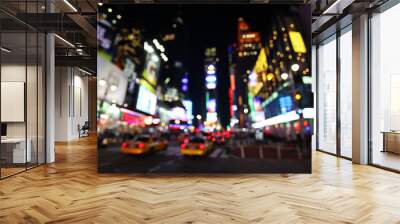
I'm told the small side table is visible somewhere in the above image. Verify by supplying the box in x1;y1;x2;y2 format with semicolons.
381;131;400;154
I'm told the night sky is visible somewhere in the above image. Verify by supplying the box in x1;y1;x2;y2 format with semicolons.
106;4;310;126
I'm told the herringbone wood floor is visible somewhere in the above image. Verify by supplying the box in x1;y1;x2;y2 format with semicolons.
1;136;400;224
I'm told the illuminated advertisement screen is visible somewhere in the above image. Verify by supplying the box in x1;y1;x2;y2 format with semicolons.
289;31;307;53
279;96;293;114
207;98;216;113
97;54;128;105
183;100;193;123
142;51;161;86
136;85;157;115
97;19;115;54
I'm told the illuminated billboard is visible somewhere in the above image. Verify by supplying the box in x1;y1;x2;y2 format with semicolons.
97;54;128;105
289;31;307;53
142;42;161;86
207;98;216;113
183;100;193;123
253;48;268;74
135;85;157;115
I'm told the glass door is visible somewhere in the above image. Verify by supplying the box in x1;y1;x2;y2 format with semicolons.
339;26;352;158
317;35;337;154
1;30;28;177
370;3;400;171
0;0;47;179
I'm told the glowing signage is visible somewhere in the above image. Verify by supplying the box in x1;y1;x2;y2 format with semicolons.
206;75;217;82
252;108;314;129
229;87;233;116
239;32;260;42
171;107;187;121
136;85;157;115
206;82;216;89
206;112;218;123
183;100;193;123
253;48;268;74
302;76;312;84
97;55;128;105
207;64;216;75
230;74;235;91
279;96;293;113
207;98;216;113
142;43;161;86
289;31;307;53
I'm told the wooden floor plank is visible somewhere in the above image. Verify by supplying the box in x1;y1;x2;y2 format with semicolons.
0;136;400;223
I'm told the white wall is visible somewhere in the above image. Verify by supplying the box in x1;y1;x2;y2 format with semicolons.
55;67;89;141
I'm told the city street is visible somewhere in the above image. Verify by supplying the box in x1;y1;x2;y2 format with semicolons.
99;140;311;173
97;4;313;174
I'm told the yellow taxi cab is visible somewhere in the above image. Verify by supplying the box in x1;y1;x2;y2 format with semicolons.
121;135;168;155
180;136;213;156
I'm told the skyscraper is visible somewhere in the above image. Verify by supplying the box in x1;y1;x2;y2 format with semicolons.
204;47;218;129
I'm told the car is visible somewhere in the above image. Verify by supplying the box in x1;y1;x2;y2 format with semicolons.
177;133;189;143
215;136;227;145
98;129;119;148
121;135;168;155
180;136;213;156
203;131;213;141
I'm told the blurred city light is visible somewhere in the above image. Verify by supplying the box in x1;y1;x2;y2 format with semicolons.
152;118;161;125
248;72;257;81
266;73;274;81
281;72;289;80
151;54;159;62
295;93;302;101
153;39;165;52
302;76;312;84
144;117;153;125
252;110;300;128
160;53;168;62
291;63;300;72
206;82;216;89
110;85;118;91
288;31;307;53
144;42;155;53
207;64;216;74
206;75;217;82
99;79;106;86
